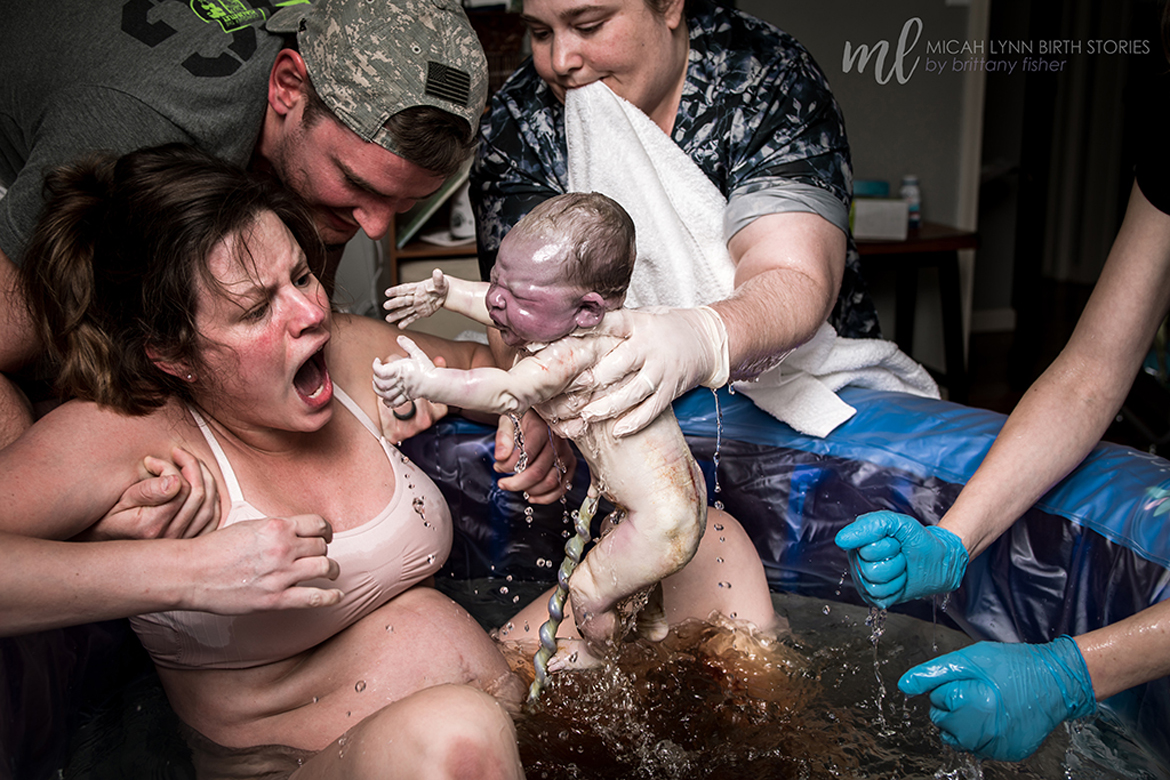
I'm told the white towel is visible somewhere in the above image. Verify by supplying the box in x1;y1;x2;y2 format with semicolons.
564;82;938;437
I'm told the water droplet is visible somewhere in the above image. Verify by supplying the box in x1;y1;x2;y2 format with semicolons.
311;696;319;704
506;574;514;582
822;605;831;615
354;680;366;693
715;557;724;563
513;595;520;603
718;581;731;588
500;586;509;595
719;536;726;543
426;553;436;564
713;523;724;531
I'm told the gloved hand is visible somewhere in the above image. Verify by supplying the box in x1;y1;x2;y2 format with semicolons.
575;306;729;437
899;636;1096;762
383;268;449;328
834;510;968;608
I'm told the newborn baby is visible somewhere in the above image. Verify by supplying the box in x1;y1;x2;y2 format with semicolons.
373;192;721;661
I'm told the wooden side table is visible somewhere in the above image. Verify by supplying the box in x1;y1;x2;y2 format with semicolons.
856;222;979;403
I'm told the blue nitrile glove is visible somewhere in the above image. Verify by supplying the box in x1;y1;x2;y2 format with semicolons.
834;511;969;608
898;636;1096;762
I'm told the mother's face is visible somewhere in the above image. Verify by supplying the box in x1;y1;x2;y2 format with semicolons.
522;0;687;119
192;210;335;435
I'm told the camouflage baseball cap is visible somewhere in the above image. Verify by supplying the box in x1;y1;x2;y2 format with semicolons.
267;0;488;156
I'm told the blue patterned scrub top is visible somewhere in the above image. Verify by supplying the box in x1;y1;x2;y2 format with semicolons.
470;0;880;339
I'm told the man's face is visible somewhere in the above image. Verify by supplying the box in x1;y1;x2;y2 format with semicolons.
269;109;447;249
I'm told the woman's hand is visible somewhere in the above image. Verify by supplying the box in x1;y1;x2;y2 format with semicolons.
574;306;729;437
493;409;576;504
77;447;221;541
186;514;343;613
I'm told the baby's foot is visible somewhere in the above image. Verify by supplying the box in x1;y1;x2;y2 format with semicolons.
546;638;607;671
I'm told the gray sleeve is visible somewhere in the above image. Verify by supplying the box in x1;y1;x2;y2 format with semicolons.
0;90;196;263
724;177;850;243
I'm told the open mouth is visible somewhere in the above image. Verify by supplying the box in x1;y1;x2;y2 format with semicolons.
293;348;332;406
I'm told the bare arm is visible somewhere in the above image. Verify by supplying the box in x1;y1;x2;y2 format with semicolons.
374;334;604;417
940;183;1170;558
0;515;342;636
1076;599;1170;700
719;211;845;379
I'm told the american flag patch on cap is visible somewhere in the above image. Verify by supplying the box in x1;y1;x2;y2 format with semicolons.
425;62;472;107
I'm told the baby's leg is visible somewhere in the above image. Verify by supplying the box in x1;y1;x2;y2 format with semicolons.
568;495;704;657
496;507;780;671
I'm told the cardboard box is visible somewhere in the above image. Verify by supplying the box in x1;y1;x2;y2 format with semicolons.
851;199;909;240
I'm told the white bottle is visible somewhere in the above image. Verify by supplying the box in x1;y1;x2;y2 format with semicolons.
900;175;921;230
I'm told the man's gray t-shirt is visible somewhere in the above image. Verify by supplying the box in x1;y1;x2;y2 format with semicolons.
0;0;290;262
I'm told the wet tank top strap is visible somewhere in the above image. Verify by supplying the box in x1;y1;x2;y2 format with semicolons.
187;405;245;503
331;385;383;440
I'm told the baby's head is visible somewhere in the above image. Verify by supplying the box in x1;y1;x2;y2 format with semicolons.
487;192;636;347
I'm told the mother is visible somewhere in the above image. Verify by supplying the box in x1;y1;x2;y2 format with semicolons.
472;0;878;433
3;144;525;779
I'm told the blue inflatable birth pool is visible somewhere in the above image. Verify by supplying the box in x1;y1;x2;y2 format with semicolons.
3;386;1168;776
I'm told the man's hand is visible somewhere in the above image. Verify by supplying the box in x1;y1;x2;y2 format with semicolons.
187;514;343;613
494;409;575;504
575;306;729;437
835;511;968;608
78;447;221;541
383;268;449;328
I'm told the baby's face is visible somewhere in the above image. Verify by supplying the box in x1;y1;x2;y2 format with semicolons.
487;232;592;347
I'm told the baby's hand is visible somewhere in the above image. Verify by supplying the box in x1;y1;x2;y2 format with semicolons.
383;268;449;328
372;335;439;409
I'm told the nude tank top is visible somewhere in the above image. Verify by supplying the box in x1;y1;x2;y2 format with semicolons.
129;386;453;670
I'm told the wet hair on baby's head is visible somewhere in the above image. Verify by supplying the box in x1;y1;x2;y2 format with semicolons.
512;192;636;302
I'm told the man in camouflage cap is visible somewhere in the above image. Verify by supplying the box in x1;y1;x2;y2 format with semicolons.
261;0;489;258
0;0;487;446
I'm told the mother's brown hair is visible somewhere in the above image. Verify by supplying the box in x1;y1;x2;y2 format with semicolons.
20;144;325;415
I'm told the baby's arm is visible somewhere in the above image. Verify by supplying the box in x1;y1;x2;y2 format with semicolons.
373;335;594;416
383;269;492;328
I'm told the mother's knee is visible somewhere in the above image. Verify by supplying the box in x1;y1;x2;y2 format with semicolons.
354;685;522;780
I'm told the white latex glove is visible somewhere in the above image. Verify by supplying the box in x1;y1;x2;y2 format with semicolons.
575;306;729;437
383;268;449;328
